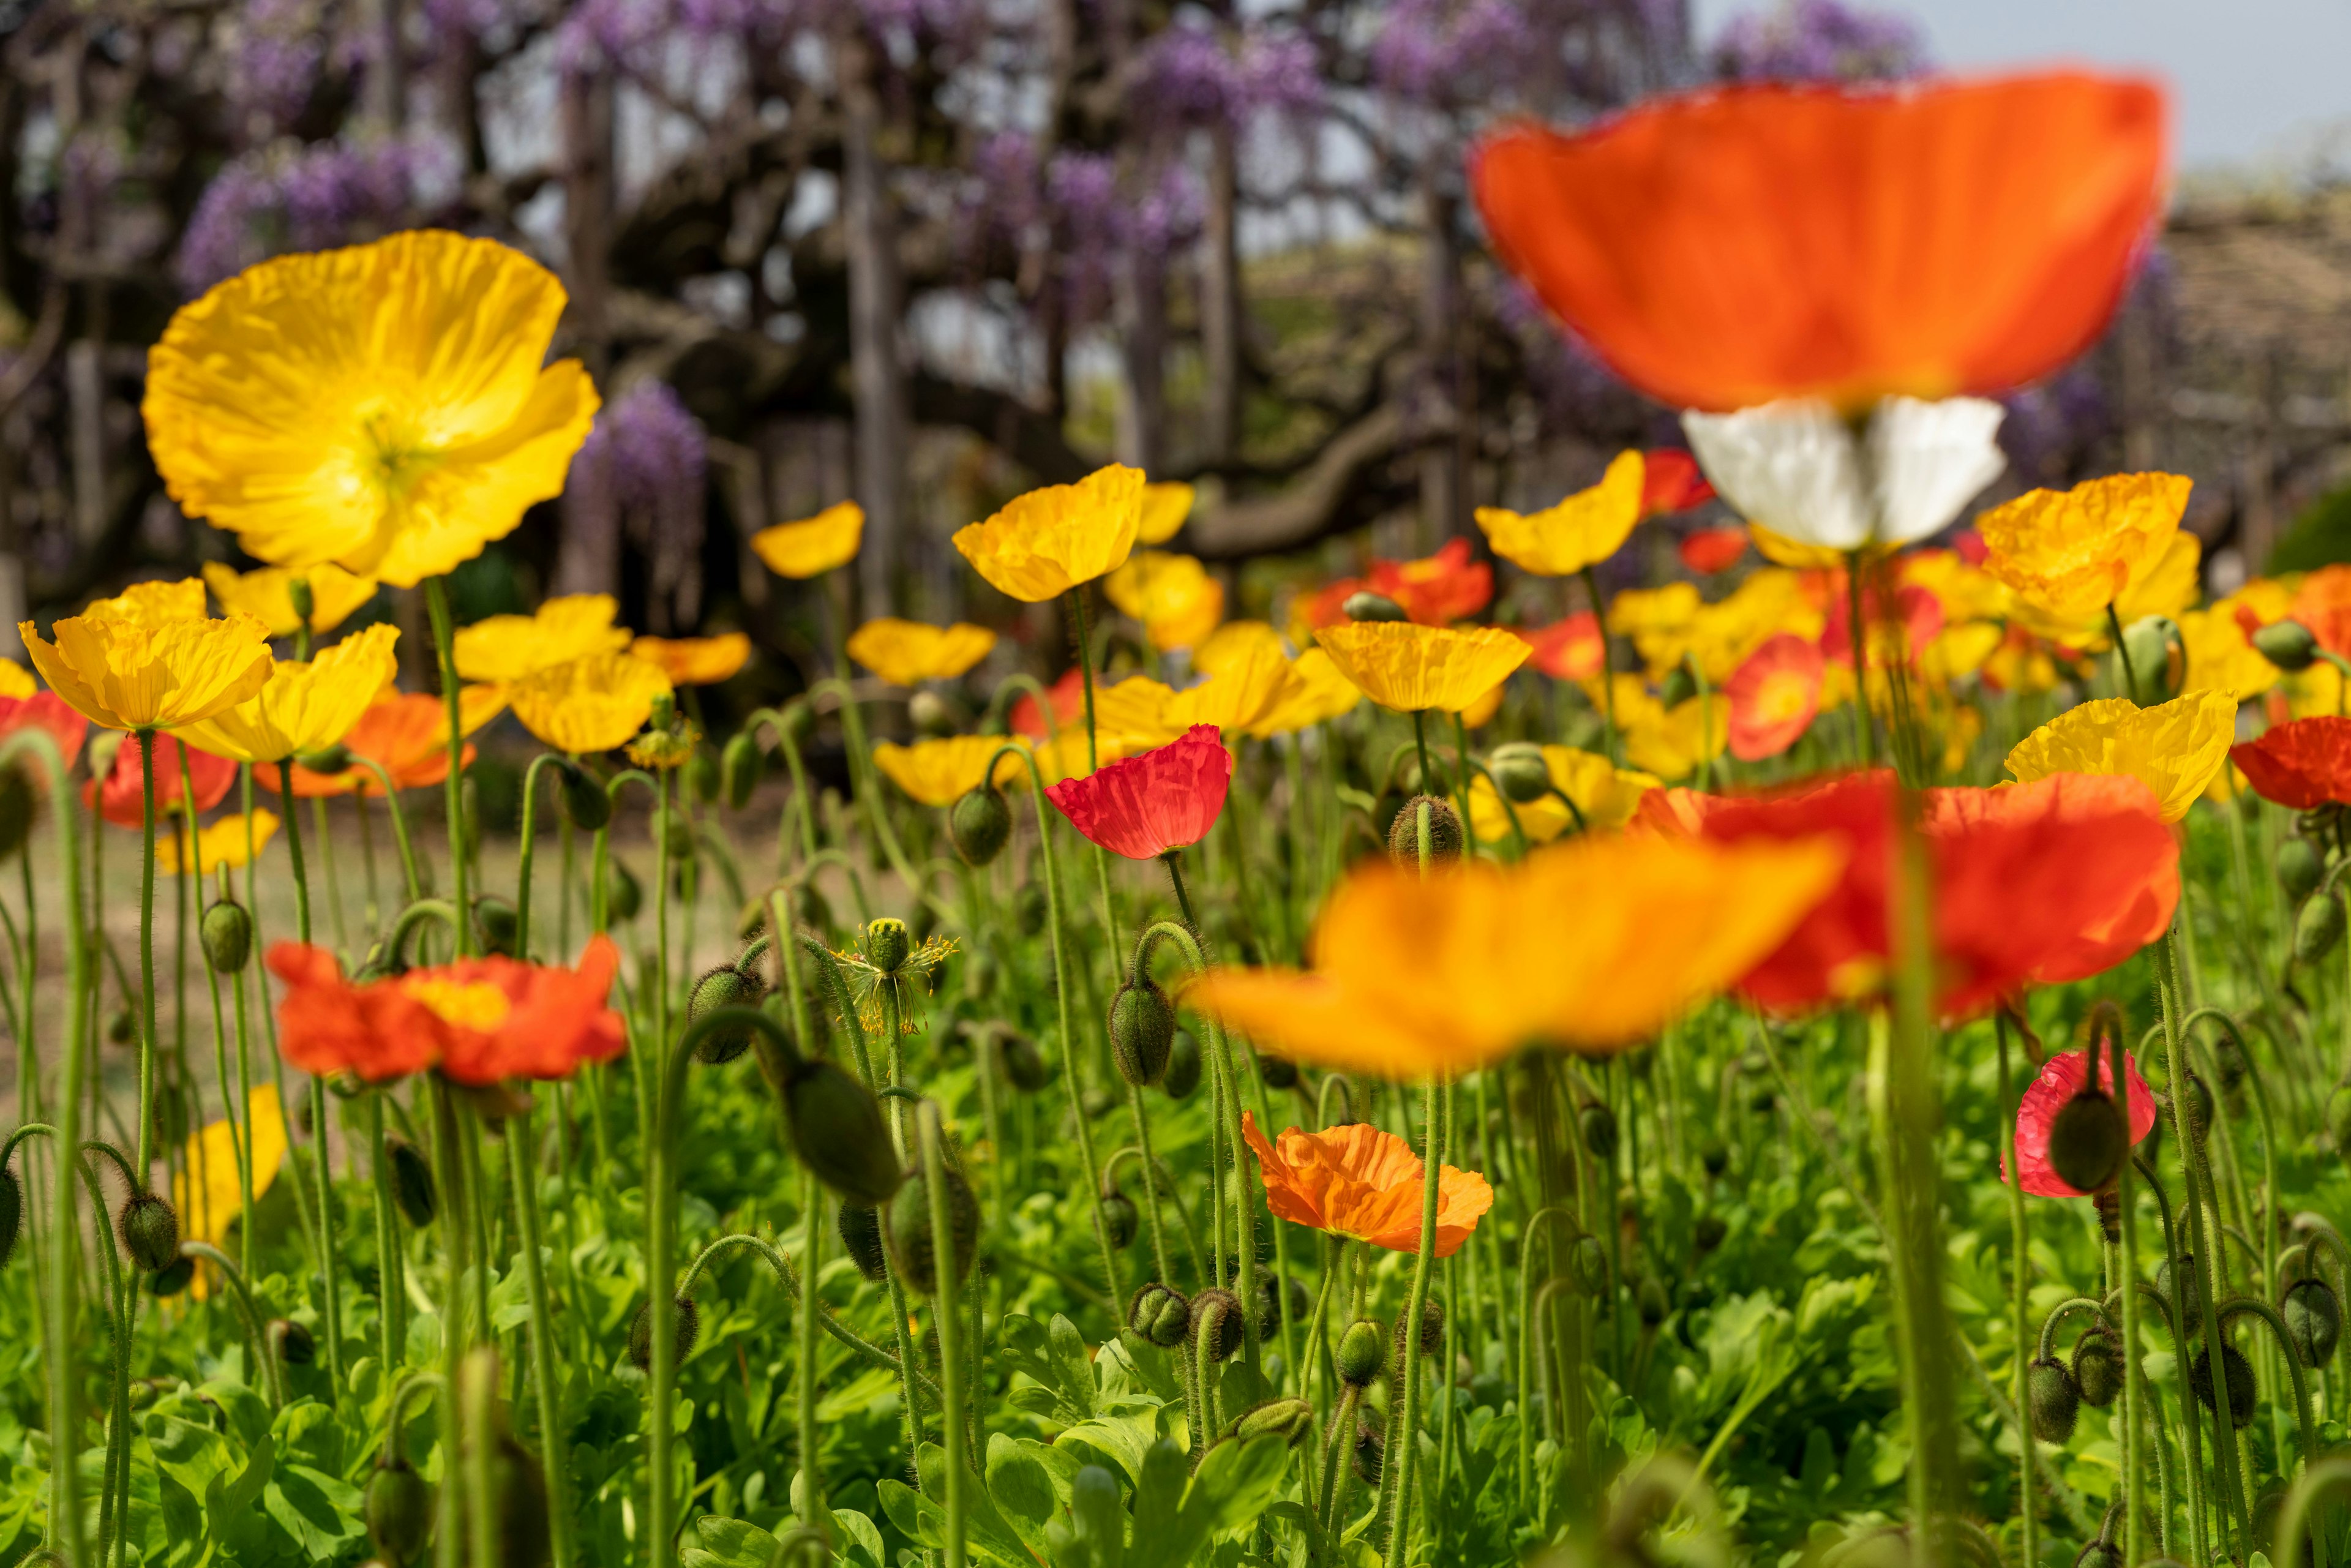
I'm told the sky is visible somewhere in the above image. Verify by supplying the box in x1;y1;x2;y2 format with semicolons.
1693;0;2351;172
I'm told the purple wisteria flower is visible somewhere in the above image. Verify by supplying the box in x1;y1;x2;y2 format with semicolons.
174;134;462;294
1711;0;1926;84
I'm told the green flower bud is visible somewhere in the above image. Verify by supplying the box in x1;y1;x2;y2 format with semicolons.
721;733;763;810
295;743;352;775
864;917;911;975
2177;1072;2214;1146
0;1161;19;1269
2189;1342;2257;1429
1231;1397;1314;1447
151;1256;195;1298
201;899;253;974
1013;882;1048;936
1343;591;1408;623
107;1007;135;1046
494;1434;553;1568
1099;1192;1139;1251
1393;1297;1443;1360
0;767;34;861
557;760;612;831
273;1318;315;1365
1568;1234;1609;1294
2074;1543;2120;1568
2028;1357;2081;1442
836;1202;888;1283
366;1456;435;1566
1191;1287;1245;1362
2284;1277;2342;1368
2297;891;2345;966
2047;1083;2127;1194
1580;1102;1619;1161
1699;1142;1729;1178
885;1157;979;1294
1352;1416;1384;1486
950;784;1012;868
606;859;643;923
1337;1318;1387;1386
1659;663;1699;709
1637;1278;1668;1326
686;748;721;806
996;1031;1049;1093
2121;613;2184;704
2073;1327;2124;1408
1387;793;1464;868
119;1192;179;1274
783;1059;902;1206
1258;1054;1299;1092
387;1136;437;1228
626;1293;701;1372
686;964;767;1064
1109;980;1176;1087
1161;1031;1201;1100
473;895;519;958
2156;1253;2203;1329
1489;742;1551;804
2255;617;2321;672
654;807;694;861
1693;1214;1727;1255
1128;1283;1191;1348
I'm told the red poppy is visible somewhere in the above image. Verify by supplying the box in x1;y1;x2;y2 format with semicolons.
1242;1111;1491;1256
83;733;237;827
1954;528;1989;566
1010;667;1086;739
1822;582;1945;666
2230;717;2351;809
268;936;625;1086
1469;72;2166;412
1517;613;1605;681
1641;449;1715;516
0;692;88;773
1725;634;1823;760
1641;770;2177;1016
1678;527;1749;576
1045;722;1231;860
1302;539;1494;630
2011;1047;2157;1198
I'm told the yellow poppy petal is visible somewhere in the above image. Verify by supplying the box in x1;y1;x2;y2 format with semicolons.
751;501;864;579
1138;481;1195;545
202;561;380;638
506;651;671;754
1979;471;2192;625
846;619;997;686
454;595;631;684
174;622;400;763
1312;622;1529;713
2002;689;2236;822
953;465;1146;602
1473;451;1644;577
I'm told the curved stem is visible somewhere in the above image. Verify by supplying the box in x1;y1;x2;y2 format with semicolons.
515;752;568;959
345;756;423;904
181;1239;283;1408
919;1103;969;1568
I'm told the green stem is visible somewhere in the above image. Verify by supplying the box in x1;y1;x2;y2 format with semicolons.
2107;1017;2143;1566
1844;552;1875;767
135;730;158;1178
430;1076;471;1568
1382;1076;1444;1568
508;1105;574;1568
1581;566;1617;764
514;752;568;959
1997;1018;2038;1568
424;578;473;958
920;1105;969;1568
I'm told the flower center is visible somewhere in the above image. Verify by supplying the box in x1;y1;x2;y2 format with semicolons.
402;975;512;1031
364;412;440;500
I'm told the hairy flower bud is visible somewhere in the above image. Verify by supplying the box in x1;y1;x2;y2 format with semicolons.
863;917;910;975
0;1161;19;1269
387;1136;436;1228
556;760;612;832
1098;1192;1139;1251
1489;742;1551;804
1393;1297;1444;1360
1580;1102;1619;1161
885;1157;980;1294
1258;1054;1299;1092
1109;980;1176;1088
1700;1142;1730;1179
119;1192;179;1274
366;1456;435;1566
686;748;721;806
1161;1031;1201;1101
836;1202;888;1283
1191;1287;1245;1362
1129;1283;1192;1348
2047;1076;2127;1194
1343;591;1408;623
783;1060;901;1206
1387;794;1464;868
473;895;519;958
2121;613;2184;704
1352;1416;1384;1486
2280;836;2325;907
1693;1214;1727;1255
273;1317;315;1365
2284;1277;2342;1368
1337;1319;1387;1386
2028;1356;2081;1442
2255;617;2321;672
2157;1252;2203;1328
627;1294;701;1372
1637;1278;1668;1326
950;784;1013;868
1568;1234;1609;1294
2072;1327;2123;1408
1231;1397;1314;1447
2189;1342;2257;1428
151;1256;195;1299
2296;892;2345;966
721;733;763;811
202;899;253;975
607;859;643;923
996;1030;1049;1093
687;964;767;1064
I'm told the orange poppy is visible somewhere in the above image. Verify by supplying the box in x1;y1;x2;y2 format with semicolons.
1299;538;1493;631
1240;1112;1491;1258
1469;72;2167;412
1725;634;1823;760
2290;566;2351;657
1517;613;1604;681
270;688;508;798
1678;527;1750;576
629;633;752;687
84;733;236;827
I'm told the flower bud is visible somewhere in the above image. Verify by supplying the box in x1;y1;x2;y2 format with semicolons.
1699;1142;1728;1178
201;899;253;975
2074;1544;2120;1568
1693;1214;1727;1255
626;1294;701;1371
1231;1397;1314;1447
2285;1277;2342;1367
1109;980;1176;1087
1337;1319;1387;1386
2028;1356;2081;1442
366;1456;435;1566
783;1060;902;1206
607;859;643;923
686;748;721;806
1161;1031;1201;1101
996;1031;1049;1093
556;760;612;831
1191;1287;1245;1362
387;1136;437;1228
909;688;956;738
119;1192;179;1274
687;964;767;1064
836;1201;888;1282
1258;1054;1299;1092
1393;1297;1443;1360
950;784;1012;868
473;895;519;958
1098;1192;1138;1251
2189;1342;2257;1429
1352;1416;1384;1486
885;1157;980;1294
1580;1102;1618;1161
1343;591;1408;623
296;743;352;775
1567;1234;1609;1294
273;1317;316;1365
107;1007;135;1046
863;917;910;975
2176;1072;2214;1146
151;1256;195;1298
1637;1278;1668;1326
0;767;34;861
0;1161;19;1269
495;1433;553;1568
1659;663;1699;709
2298;890;2346;966
1489;742;1551;805
1387;794;1464;868
1129;1283;1192;1348
2255;617;2321;672
2156;1251;2203;1327
2072;1327;2123;1408
2121;613;2185;704
2280;837;2325;907
653;807;694;862
720;733;763;810
1013;883;1048;936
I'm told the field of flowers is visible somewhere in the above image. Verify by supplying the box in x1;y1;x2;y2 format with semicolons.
3;58;2350;1568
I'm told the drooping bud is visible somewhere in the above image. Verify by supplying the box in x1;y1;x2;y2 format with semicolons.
2283;1277;2342;1367
686;964;767;1064
0;1161;19;1269
836;1202;888;1282
2296;892;2345;966
273;1318;315;1365
1129;1283;1192;1348
1098;1192;1139;1251
2027;1357;2082;1442
1231;1398;1314;1447
2156;1253;2203;1327
473;896;519;958
721;733;763;810
1700;1143;1729;1179
1637;1278;1668;1326
2121;614;2185;705
2280;837;2325;906
556;760;612;832
627;1294;701;1371
2046;1076;2127;1195
1693;1214;1727;1255
0;767;34;861
493;1434;554;1568
686;748;721;806
2189;1342;2257;1429
782;1060;902;1206
950;784;1012;868
387;1136;437;1228
606;860;643;923
119;1192;179;1274
2255;617;2322;672
885;1157;980;1294
996;1031;1049;1093
863;917;911;975
1191;1288;1245;1362
1393;1297;1443;1359
201;899;254;974
2072;1328;2123;1408
1567;1234;1610;1294
1258;1054;1299;1092
2074;1543;2120;1568
1386;794;1464;868
1352;1416;1384;1486
1161;1031;1201;1101
295;743;351;775
1580;1103;1619;1161
1343;591;1408;623
1489;742;1551;805
1337;1319;1387;1386
366;1456;435;1566
2177;1073;2214;1146
150;1256;195;1298
1109;980;1176;1087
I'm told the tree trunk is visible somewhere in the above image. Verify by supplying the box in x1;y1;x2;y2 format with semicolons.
1116;244;1167;474
840;29;907;619
369;0;407;133
1417;160;1463;542
550;66;618;600
1200;120;1243;466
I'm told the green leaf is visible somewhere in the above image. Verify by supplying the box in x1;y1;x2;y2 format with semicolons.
681;1514;781;1568
999;1313;1098;1424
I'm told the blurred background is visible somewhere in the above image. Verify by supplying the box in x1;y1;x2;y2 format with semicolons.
2;0;2349;708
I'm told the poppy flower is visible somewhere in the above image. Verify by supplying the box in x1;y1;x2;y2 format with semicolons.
1010;668;1086;738
1820;580;1946;669
846;619;996;686
1466;746;1659;844
171;1084;285;1299
1469;72;2166;413
272;686;508;798
268;935;625;1086
1299;539;1495;631
1641;449;1715;516
1645;770;2178;1016
2229;716;2351;809
2004;691;2235;823
84;578;211;626
25;609;276;733
1249;650;1364;738
201;562;380;638
1139;481;1194;545
1195;620;1284;673
751;501;864;579
177;623;402;766
85;733;238;827
507;651;672;756
1314;623;1529;713
2178;605;2281;703
144;231;598;588
1684;395;2008;552
452;595;631;685
1241;1112;1492;1257
1726;634;1824;760
629;633;752;688
158;809;279;877
1105;552;1226;653
1163;643;1302;735
0;691;89;771
1046;723;1231;860
1474;451;1645;577
1679;528;1749;576
2012;1047;2158;1198
872;735;1027;808
1978;471;2192;625
1190;830;1845;1077
1518;613;1605;681
953;464;1145;602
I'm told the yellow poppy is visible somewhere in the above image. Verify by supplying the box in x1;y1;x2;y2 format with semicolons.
143;230;597;588
159;809;280;876
453;595;631;684
1164;640;1300;733
1605;583;1704;676
846;619;997;685
751;501;864;579
1978;471;2192;625
175;623;400;765
629;633;752;688
953;465;1145;602
1898;549;2010;624
1474;451;1644;577
86;579;209;626
1250;648;1363;737
1031;729;1128;786
1187;830;1846;1077
1589;675;1728;781
24;610;275;732
1090;675;1183;747
1105;551;1224;651
1138;481;1195;545
506;651;672;754
1467;746;1660;844
2178;607;2278;702
1452;679;1506;728
1749;523;1846;571
171;1084;285;1299
1313;623;1529;713
0;662;32;700
201;561;379;638
1917;621;2005;684
871;735;1027;806
1196;620;1286;676
2002;689;2235;823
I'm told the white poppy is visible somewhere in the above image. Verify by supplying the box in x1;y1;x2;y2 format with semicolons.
1683;396;2006;552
